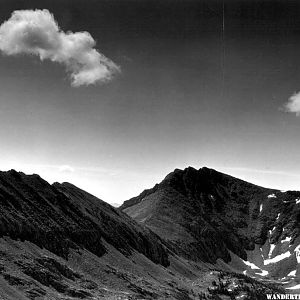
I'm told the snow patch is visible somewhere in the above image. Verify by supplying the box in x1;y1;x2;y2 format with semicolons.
281;236;291;243
294;245;300;263
243;260;268;277
243;260;260;270
268;194;277;199
259;204;263;212
296;198;300;204
264;251;291;265
276;213;281;221
286;284;300;290
288;270;296;277
255;270;269;276
268;227;276;238
268;244;276;259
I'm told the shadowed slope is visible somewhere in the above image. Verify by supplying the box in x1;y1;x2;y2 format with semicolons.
0;169;169;266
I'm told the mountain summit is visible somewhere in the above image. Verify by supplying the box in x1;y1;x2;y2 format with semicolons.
121;167;300;284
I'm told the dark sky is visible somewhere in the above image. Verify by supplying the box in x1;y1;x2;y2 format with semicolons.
1;0;300;203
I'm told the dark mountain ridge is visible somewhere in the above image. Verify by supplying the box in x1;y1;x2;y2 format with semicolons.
121;166;300;268
0;169;169;266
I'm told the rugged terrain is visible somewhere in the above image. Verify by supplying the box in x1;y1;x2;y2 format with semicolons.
121;167;300;293
0;168;294;299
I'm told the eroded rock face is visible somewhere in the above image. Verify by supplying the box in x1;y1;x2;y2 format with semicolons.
0;170;169;267
121;167;300;267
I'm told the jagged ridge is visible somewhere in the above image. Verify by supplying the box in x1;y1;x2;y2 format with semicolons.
121;167;300;265
0;170;169;266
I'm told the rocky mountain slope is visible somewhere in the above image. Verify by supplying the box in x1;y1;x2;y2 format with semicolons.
0;170;168;266
121;167;300;291
0;170;180;299
0;168;290;299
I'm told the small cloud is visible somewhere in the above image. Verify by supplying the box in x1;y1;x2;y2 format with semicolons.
283;92;300;116
58;165;75;173
0;9;120;86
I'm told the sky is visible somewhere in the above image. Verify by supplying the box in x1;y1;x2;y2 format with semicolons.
1;0;300;204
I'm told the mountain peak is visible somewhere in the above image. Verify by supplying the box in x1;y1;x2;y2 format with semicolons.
163;165;209;180
121;166;221;211
121;166;298;264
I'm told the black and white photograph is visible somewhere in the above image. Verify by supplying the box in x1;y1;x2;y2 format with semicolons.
0;0;300;299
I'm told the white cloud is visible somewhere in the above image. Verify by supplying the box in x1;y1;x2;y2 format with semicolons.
58;165;75;173
0;9;120;86
284;92;300;116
